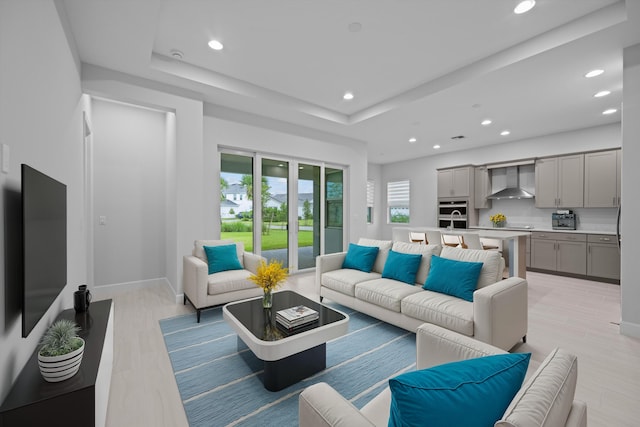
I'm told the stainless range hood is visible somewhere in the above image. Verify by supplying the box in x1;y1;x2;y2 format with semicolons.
487;166;534;200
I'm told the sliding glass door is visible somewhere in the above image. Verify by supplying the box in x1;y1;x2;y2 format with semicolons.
220;150;345;272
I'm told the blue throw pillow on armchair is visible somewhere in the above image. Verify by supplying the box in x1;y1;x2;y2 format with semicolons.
342;243;380;273
388;353;531;427
423;255;483;301
203;244;243;274
382;250;423;284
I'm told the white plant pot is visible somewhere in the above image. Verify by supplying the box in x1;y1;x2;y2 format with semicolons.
38;338;85;383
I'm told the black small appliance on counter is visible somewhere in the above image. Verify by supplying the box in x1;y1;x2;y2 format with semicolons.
552;211;577;230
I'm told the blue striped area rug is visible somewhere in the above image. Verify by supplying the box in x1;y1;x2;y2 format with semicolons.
159;304;416;427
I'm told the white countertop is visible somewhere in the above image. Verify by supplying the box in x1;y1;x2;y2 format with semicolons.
414;226;530;239
469;226;616;236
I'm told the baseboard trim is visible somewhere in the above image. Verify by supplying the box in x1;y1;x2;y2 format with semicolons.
92;278;173;299
620;320;640;339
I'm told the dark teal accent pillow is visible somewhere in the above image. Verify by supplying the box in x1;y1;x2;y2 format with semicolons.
203;244;243;274
381;250;423;284
389;353;531;427
342;243;379;273
423;255;483;301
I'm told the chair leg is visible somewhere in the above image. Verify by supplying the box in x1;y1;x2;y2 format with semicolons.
183;294;186;305
197;309;201;323
522;335;527;343
319;296;324;302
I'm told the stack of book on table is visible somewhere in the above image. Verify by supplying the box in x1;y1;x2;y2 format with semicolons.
276;305;319;329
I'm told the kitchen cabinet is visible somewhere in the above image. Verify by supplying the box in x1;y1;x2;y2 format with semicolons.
438;166;472;198
530;232;586;275
535;154;584;208
584;149;621;207
474;166;492;209
587;234;620;280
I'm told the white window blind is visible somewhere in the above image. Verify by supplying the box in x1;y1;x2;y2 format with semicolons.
366;180;374;224
387;180;410;223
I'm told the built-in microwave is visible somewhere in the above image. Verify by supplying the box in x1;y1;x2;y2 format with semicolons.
438;200;468;229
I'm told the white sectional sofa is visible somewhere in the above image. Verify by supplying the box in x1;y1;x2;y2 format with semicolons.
299;323;586;427
315;238;527;351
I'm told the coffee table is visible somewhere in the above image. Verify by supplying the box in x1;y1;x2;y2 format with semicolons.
222;290;348;391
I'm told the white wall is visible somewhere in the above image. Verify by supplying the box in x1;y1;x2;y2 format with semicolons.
0;1;85;401
203;114;369;245
378;123;621;239
621;43;640;338
91;99;167;287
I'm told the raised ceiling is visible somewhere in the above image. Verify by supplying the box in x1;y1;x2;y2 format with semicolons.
62;0;640;163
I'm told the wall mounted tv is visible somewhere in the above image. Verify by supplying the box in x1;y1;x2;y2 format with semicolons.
22;164;67;338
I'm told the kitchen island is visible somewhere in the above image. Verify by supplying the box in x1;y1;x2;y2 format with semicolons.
393;227;530;279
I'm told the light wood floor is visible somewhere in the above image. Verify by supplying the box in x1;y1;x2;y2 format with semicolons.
98;272;640;427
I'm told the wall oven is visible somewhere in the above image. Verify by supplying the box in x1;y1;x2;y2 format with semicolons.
438;200;468;229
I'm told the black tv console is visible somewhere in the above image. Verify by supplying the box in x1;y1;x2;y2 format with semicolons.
0;299;114;427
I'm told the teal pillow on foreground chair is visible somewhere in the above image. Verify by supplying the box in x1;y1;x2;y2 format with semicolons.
203;244;243;274
423;254;483;302
342;243;379;272
389;353;531;427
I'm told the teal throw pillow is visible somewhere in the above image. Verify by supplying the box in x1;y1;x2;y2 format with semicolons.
203;244;243;274
423;255;483;302
382;250;422;285
389;353;531;427
342;243;379;273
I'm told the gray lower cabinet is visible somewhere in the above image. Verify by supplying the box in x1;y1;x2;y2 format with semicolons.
587;234;620;280
531;232;587;275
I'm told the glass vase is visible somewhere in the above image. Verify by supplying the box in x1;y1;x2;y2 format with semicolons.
262;289;273;308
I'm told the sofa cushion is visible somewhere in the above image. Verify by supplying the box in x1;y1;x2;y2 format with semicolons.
391;242;441;284
321;269;382;297
423;255;483;302
355;278;422;312
497;348;578;427
382;250;423;285
193;239;245;268
388;353;530;427
401;290;474;336
204;244;243;274
342;243;380;272
357;238;393;274
440;246;501;288
207;269;257;295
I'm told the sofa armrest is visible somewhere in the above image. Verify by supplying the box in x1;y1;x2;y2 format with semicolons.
183;255;209;308
565;400;587;427
473;277;528;351
416;323;505;370
315;252;347;295
299;382;376;427
243;252;266;275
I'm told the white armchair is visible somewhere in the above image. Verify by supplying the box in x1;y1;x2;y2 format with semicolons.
183;239;265;322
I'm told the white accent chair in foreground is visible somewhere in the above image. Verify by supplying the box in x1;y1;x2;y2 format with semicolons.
183;239;265;322
299;323;587;427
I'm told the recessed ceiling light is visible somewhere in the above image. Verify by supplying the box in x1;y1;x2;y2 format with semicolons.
500;130;511;136
408;137;417;143
170;49;183;59
433;144;441;149
514;0;536;14
602;108;618;115
481;119;492;126
343;91;354;101
585;69;604;78
208;39;224;51
594;90;611;98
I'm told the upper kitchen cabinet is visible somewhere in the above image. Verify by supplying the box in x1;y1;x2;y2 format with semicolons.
535;154;584;208
584;149;621;207
474;166;491;209
438;166;472;199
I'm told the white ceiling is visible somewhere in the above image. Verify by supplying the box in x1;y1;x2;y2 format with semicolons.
61;0;640;164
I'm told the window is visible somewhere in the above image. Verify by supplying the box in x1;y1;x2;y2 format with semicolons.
387;180;410;223
366;180;374;224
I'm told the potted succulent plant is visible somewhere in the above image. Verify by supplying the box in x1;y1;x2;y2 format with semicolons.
38;319;85;382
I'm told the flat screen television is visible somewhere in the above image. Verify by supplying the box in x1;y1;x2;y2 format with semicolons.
22;164;67;338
